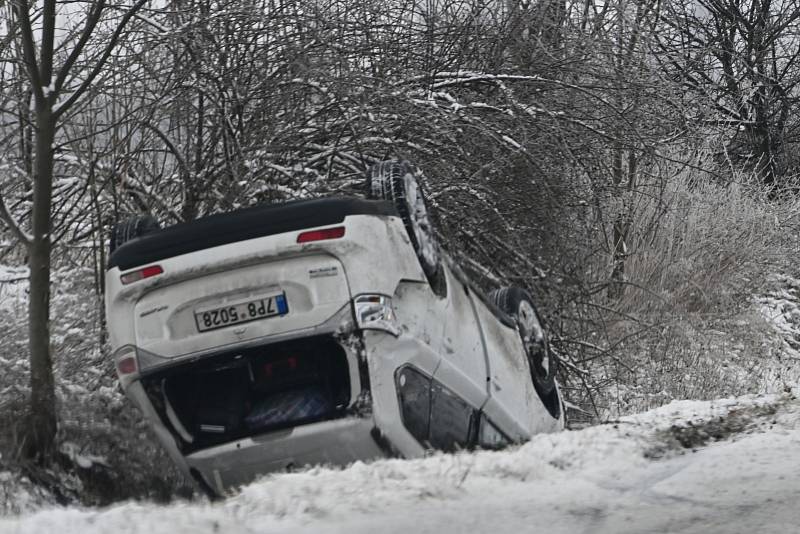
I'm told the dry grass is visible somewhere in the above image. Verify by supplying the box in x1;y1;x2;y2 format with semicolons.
564;171;800;419
620;174;795;316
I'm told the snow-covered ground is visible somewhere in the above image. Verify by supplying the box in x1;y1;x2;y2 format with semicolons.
2;267;800;531
2;389;798;533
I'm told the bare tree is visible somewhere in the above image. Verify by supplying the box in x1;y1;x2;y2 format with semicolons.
655;0;800;185
0;0;148;461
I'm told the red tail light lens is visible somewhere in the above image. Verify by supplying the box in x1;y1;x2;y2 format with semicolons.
297;226;345;243
117;355;138;375
120;264;163;285
115;346;139;376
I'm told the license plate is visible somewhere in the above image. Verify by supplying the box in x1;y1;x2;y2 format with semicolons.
195;293;288;332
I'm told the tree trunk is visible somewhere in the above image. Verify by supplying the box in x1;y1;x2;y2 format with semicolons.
10;0;149;463
22;109;57;462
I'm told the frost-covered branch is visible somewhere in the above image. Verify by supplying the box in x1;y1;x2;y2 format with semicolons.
0;190;32;246
54;0;151;119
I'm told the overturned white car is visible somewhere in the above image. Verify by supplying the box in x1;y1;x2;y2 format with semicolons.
105;160;564;497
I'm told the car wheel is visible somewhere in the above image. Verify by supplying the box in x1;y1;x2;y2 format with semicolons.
109;215;160;255
366;160;444;288
489;286;558;397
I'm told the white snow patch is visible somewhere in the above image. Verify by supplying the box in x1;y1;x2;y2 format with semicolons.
758;274;800;360
60;443;109;470
0;265;28;313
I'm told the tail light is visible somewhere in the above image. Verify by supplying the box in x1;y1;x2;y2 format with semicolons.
117;354;137;375
114;346;139;387
353;294;399;336
297;226;345;243
120;264;163;285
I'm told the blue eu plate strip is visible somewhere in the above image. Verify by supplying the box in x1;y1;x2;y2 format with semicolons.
276;294;289;315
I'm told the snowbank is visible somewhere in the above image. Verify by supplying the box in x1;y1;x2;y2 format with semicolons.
2;390;798;534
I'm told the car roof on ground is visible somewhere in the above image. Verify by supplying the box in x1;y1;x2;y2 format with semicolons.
108;196;397;271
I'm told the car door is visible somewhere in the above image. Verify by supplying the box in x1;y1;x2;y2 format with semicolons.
469;297;560;441
437;266;490;410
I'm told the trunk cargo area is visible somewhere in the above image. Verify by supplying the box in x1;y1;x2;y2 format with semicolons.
141;335;352;453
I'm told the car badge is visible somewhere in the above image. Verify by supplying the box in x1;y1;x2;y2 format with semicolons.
233;327;247;338
309;266;338;278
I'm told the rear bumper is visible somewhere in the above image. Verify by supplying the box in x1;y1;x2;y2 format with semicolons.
185;416;384;494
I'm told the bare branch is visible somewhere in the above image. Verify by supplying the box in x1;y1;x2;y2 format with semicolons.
52;0;107;96
11;0;44;104
54;0;150;120
39;0;55;88
0;190;31;246
141;121;190;177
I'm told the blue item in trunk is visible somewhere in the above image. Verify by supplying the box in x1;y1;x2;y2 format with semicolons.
245;387;332;430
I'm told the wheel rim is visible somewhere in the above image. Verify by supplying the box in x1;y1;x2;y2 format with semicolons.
402;170;439;272
518;300;550;380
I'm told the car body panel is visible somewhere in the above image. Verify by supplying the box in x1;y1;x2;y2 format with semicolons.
132;254;350;359
470;294;564;437
106;213;423;352
361;330;438;458
186;417;384;494
439;268;490;410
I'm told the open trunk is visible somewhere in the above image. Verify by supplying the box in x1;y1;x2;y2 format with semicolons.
141;335;352;453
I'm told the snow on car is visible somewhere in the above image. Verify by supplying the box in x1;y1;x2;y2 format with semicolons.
104;160;564;497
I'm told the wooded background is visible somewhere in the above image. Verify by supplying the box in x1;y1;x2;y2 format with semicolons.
0;0;799;466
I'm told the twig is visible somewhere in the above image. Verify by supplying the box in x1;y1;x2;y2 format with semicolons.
0;191;31;246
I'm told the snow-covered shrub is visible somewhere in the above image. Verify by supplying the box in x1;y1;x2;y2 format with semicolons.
568;171;800;418
0;269;192;508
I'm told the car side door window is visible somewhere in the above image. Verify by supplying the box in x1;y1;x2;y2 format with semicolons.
429;380;476;452
477;413;512;450
396;366;432;446
396;365;477;452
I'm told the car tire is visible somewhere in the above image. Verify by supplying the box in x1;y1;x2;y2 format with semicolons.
366;160;444;290
489;286;558;398
109;215;160;255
